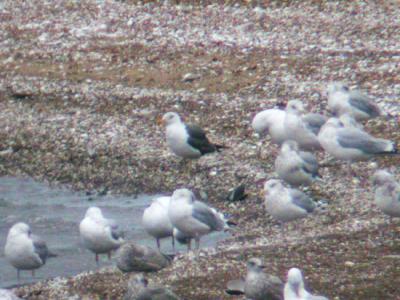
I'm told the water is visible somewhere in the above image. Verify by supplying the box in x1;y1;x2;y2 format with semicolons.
0;177;228;288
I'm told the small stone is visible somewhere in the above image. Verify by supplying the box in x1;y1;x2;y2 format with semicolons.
182;73;201;82
344;261;355;267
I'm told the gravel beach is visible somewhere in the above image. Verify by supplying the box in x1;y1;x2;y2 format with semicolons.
0;0;399;299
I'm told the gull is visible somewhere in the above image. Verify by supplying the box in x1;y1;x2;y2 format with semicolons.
263;179;316;223
160;112;226;159
371;170;400;217
327;82;380;121
123;274;181;300
168;188;226;250
275;140;320;187
4;222;56;280
252;108;326;147
142;196;175;251
284;100;322;151
318;117;397;162
244;258;283;300
79;206;124;264
284;268;329;300
116;242;173;273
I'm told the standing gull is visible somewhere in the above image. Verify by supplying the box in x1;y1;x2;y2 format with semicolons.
284;100;322;151
168;188;226;250
244;258;283;300
142;196;175;251
263;179;316;223
275;140;320;187
79;206;124;264
4;222;56;279
327;82;380;121
160;112;226;159
371;170;400;217
284;268;329;300
318;117;397;162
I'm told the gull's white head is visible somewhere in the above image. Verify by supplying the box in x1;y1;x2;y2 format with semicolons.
326;82;349;96
85;206;104;219
281;140;299;153
251;110;275;135
263;179;284;194
171;188;195;204
8;222;31;238
286;100;305;115
339;113;359;128
325;117;344;129
287;268;304;295
247;257;265;273
161;112;181;126
372;170;395;186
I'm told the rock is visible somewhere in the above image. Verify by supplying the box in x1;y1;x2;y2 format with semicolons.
0;289;22;300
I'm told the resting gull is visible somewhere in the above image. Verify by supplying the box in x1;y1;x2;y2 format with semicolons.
116;242;173;273
168;188;226;250
252;108;326;147
263;179;317;223
318;117;397;162
275;140;320;187
160;112;226;159
244;258;283;300
142;196;175;251
4;222;56;279
124;274;181;300
371;170;400;217
79;206;124;264
284;100;322;151
327;82;380;121
284;268;329;300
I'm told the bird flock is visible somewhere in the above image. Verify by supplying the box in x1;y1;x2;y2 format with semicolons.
3;82;399;299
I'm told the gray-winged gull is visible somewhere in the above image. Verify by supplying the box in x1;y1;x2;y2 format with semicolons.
263;179;317;223
4;222;56;279
252;108;326;147
275;140;320;187
244;258;283;300
371;170;400;217
284;268;329;300
124;274;181;300
79;206;124;264
284;100;322;151
318;117;397;162
327;82;380;121
116;241;173;273
168;188;226;250
160;112;226;159
142;196;175;251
